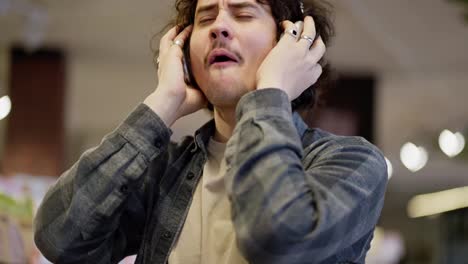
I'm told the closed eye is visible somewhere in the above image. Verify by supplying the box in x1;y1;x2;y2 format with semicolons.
236;15;254;20
198;17;215;24
235;12;255;20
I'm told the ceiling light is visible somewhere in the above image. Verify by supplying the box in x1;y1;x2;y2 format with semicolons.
439;129;465;158
400;142;428;172
0;95;12;120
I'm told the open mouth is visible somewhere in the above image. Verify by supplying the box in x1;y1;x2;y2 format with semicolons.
212;55;237;64
208;49;239;67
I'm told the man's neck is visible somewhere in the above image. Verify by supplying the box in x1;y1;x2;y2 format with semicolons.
213;107;237;143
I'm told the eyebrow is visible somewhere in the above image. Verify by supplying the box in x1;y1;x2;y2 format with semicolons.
195;2;261;17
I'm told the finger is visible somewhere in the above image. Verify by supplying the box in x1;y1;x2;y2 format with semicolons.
298;16;317;50
160;26;179;54
171;25;193;50
281;20;295;30
294;21;304;36
311;64;323;84
302;16;317;39
186;87;208;108
307;36;326;64
280;20;300;42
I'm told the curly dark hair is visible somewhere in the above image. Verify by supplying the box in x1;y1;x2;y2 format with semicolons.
157;0;335;111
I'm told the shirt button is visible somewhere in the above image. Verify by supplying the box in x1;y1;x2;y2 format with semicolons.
163;231;172;239
120;185;129;193
187;172;195;180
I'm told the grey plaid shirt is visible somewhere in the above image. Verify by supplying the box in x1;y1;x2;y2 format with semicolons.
34;88;388;264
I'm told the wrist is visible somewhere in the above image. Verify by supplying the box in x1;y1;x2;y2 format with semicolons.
256;76;282;90
256;81;290;101
236;88;292;121
143;91;181;127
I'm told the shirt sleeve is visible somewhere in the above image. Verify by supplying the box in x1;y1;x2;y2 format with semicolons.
33;103;172;263
224;88;388;263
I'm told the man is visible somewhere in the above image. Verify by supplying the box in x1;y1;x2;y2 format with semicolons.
34;0;388;263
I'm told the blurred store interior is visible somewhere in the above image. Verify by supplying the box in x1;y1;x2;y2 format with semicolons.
0;0;468;263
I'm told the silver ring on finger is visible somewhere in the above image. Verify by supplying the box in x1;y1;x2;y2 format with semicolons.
172;39;184;48
285;28;299;39
300;35;315;49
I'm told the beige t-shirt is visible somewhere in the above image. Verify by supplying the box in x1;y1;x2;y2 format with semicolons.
168;138;248;264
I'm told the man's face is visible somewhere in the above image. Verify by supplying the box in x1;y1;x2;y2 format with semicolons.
189;0;277;109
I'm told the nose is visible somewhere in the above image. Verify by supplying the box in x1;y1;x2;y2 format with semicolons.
210;29;230;40
209;14;233;41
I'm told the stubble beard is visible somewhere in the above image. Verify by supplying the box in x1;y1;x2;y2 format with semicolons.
203;73;250;109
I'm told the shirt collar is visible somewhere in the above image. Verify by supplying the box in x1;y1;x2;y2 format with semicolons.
292;111;308;139
194;111;308;154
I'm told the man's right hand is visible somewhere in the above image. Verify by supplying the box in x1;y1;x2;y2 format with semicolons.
144;25;207;127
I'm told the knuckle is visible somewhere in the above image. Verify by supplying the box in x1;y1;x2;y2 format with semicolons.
316;66;323;77
307;55;316;65
319;37;326;47
310;63;320;73
315;40;326;54
317;64;323;73
320;43;326;54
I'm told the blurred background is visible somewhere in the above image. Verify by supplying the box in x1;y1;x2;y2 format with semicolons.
0;0;467;263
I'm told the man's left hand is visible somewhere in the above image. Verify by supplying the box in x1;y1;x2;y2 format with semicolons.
256;16;326;101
